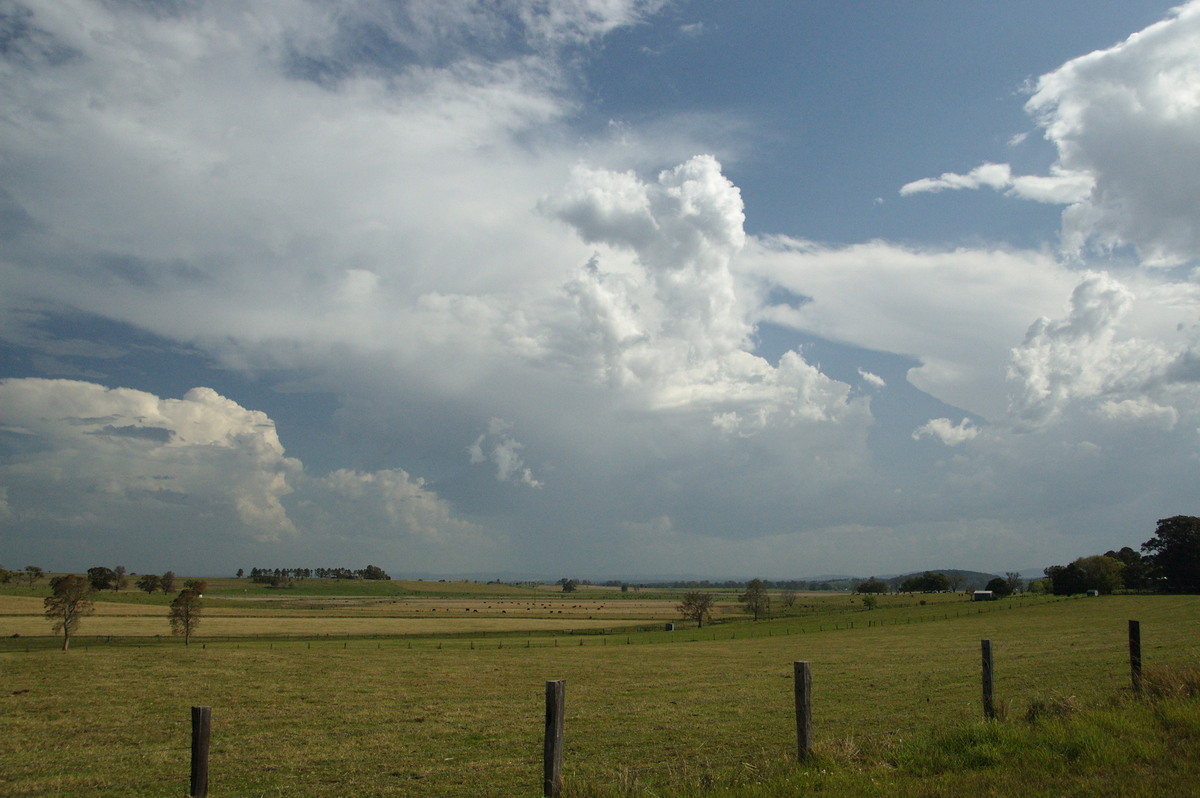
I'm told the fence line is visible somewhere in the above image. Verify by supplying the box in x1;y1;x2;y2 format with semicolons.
2;612;1149;797
176;619;1148;796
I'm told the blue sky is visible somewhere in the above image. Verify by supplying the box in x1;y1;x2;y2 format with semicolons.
2;0;1198;580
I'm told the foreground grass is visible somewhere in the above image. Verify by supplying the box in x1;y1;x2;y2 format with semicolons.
1;595;1196;796
571;695;1200;798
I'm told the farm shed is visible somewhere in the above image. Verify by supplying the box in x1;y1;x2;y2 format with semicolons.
972;590;995;601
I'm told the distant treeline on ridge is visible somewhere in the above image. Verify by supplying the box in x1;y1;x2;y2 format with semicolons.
246;565;390;584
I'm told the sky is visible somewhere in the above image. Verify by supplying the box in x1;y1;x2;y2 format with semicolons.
2;0;1199;580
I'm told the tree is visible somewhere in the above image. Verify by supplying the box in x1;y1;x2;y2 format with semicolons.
23;565;44;588
160;571;176;593
984;577;1013;598
1004;572;1023;595
184;579;208;595
677;591;716;628
779;589;798;610
740;578;771;621
44;575;94;651
856;577;889;594
361;564;390;580
113;565;128;591
1044;555;1124;595
136;573;162;594
1105;546;1150;591
87;566;116;591
1027;577;1050;595
236;568;244;578
559;578;577;593
899;572;951;593
1143;515;1200;593
169;588;203;645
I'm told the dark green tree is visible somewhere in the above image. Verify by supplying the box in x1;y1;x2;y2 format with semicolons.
1104;546;1150;590
136;573;162;594
899;572;951;593
1044;555;1124;595
855;577;889;594
1143;516;1200;593
44;575;94;652
87;566;116;591
160;571;176;593
984;577;1013;598
361;564;390;580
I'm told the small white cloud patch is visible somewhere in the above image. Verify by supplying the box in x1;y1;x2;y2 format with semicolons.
858;368;886;388
469;417;543;488
912;417;979;446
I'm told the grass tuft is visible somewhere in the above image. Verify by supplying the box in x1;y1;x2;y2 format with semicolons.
1143;661;1200;699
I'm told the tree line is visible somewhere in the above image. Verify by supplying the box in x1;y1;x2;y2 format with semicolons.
1040;515;1200;595
244;565;391;586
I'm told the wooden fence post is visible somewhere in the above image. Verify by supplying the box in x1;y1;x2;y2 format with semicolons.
190;706;211;798
981;640;995;720
544;680;565;797
794;661;812;760
1129;620;1143;695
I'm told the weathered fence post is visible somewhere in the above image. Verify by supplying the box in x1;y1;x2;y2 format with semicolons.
1129;620;1143;695
981;640;995;720
190;705;211;798
544;680;565;797
794;661;812;760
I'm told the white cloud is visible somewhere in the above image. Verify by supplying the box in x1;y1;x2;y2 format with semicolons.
900;162;1093;204
1006;273;1175;427
1027;1;1200;265
902;2;1200;267
858;369;886;388
469;418;543;488
744;236;1078;420
0;378;486;570
0;378;300;542
1096;398;1178;429
912;417;979;446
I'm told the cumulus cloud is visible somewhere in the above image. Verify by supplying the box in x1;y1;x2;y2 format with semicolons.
0;378;300;542
902;2;1200;266
5;0;1200;578
912;417;979;446
1028;1;1200;265
0;378;483;569
1006;273;1174;427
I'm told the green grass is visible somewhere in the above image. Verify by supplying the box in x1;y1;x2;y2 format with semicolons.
0;594;1196;796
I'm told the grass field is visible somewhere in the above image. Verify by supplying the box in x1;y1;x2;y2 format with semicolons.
1;582;1197;796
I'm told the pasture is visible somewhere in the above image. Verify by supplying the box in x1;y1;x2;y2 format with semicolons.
1;581;1197;796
